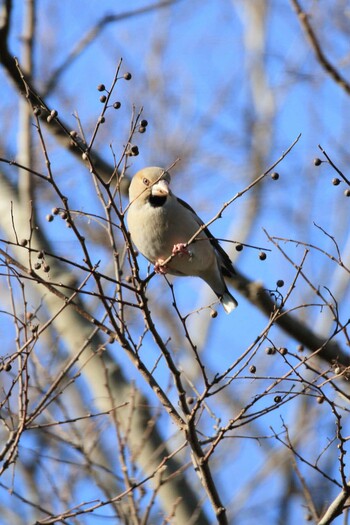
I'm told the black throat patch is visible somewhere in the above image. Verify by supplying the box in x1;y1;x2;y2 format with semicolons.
149;194;167;207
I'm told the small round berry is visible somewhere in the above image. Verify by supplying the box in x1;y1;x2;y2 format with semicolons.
129;145;139;156
52;207;59;215
297;344;304;352
210;310;218;318
235;243;243;252
97;84;105;92
46;115;53;123
34;262;41;270
259;251;267;261
265;346;276;355
99;95;107;103
332;178;340;186
113;101;121;109
138;126;146;134
37;251;44;259
46;214;54;222
4;363;12;372
82;152;88;160
187;396;195;405
98;116;105;124
140;119;148;127
271;172;279;180
125;275;133;283
33;106;41;116
20;238;28;247
50;109;58;118
316;396;324;404
43;264;50;273
314;158;322;166
249;365;256;374
60;211;68;220
276;279;284;288
274;395;282;403
123;72;132;80
69;130;78;138
344;189;350;197
279;347;288;355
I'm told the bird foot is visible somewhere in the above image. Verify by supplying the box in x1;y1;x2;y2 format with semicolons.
154;259;168;274
172;243;192;259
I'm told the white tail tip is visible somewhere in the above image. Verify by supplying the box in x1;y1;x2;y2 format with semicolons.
221;292;238;314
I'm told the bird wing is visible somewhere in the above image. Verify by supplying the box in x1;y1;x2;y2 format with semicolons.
176;197;236;277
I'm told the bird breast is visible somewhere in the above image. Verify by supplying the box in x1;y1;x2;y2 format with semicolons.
128;200;216;276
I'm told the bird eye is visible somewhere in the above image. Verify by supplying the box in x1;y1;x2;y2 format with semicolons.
143;178;150;186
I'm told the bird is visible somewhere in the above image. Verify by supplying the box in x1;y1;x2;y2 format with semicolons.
127;166;238;314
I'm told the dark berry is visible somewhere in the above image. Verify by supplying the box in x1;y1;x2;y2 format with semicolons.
97;84;105;92
128;145;139;156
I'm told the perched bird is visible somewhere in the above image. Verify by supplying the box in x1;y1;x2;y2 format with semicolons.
127;167;238;313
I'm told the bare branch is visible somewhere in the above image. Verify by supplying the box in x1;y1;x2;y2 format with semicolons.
290;0;350;96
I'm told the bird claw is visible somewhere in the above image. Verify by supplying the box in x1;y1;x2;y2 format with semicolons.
172;243;192;260
154;259;168;274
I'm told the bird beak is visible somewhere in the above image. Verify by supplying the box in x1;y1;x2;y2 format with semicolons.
151;179;169;197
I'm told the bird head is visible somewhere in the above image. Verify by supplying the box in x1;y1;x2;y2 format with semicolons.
129;167;171;205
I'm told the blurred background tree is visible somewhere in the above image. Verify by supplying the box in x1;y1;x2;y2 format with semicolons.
1;1;350;524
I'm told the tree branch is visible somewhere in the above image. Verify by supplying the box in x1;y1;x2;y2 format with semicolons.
290;0;350;96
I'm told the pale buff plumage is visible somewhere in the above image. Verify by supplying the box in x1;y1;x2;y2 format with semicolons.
127;167;238;313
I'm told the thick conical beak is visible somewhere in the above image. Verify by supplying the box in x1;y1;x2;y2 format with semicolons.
151;179;169;197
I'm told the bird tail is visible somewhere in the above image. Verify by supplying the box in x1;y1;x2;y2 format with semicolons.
220;291;238;314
